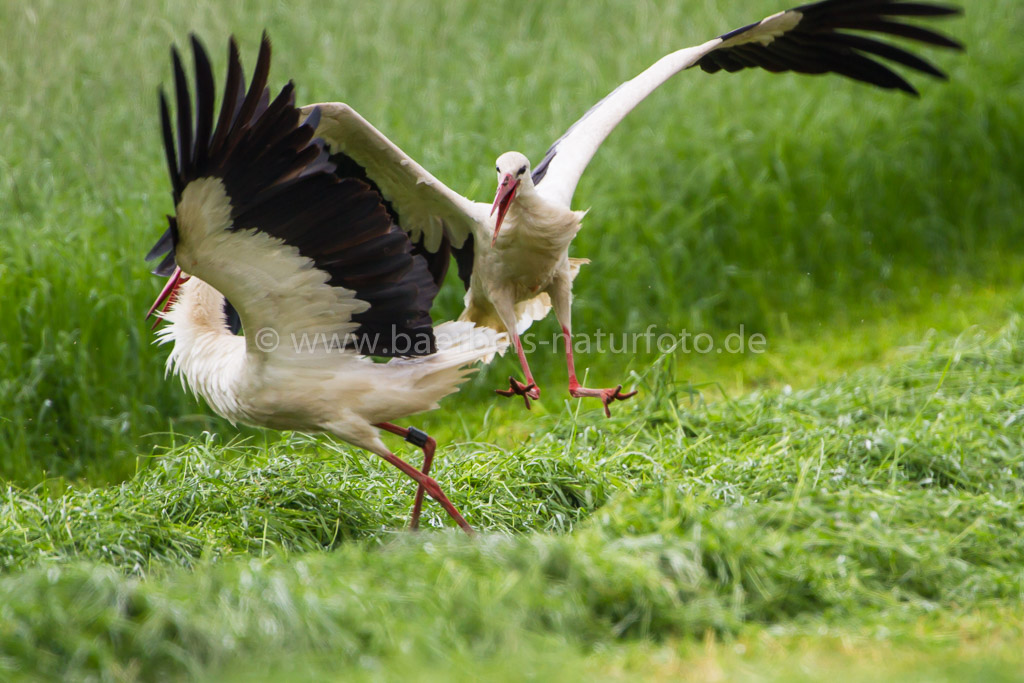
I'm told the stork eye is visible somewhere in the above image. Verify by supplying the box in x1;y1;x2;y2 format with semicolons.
496;165;500;172
516;165;527;176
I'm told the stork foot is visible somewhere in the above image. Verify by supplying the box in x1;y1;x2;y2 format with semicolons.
495;376;540;409
569;384;638;417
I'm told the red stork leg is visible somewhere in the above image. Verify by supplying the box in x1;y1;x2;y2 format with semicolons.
561;325;637;417
372;445;473;535
494;329;540;409
376;422;436;530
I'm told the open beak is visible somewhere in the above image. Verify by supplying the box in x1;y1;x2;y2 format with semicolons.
490;173;519;246
146;266;189;327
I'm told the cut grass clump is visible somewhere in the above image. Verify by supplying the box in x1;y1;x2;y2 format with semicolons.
1;321;1023;679
0;436;381;573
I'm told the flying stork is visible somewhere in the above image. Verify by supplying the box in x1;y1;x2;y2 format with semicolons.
299;0;962;416
145;35;508;534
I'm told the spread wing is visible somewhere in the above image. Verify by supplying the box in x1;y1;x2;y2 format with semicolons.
299;102;488;288
532;0;963;208
148;34;443;357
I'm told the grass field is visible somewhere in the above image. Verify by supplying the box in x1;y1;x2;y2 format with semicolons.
2;0;1023;679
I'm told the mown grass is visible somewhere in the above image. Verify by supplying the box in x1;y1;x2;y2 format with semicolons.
2;320;1024;679
1;0;1023;679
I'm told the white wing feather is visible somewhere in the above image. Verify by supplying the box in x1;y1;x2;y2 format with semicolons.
534;10;803;208
171;177;368;362
301;102;489;251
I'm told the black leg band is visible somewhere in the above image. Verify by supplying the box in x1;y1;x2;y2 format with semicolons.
405;427;430;448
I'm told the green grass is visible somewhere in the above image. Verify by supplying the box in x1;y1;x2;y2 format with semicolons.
1;0;1023;679
3;321;1024;679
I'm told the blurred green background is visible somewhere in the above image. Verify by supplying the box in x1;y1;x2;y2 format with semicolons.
2;0;1019;484
1;1;1023;679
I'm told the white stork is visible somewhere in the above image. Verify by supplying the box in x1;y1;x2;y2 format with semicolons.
145;36;508;534
299;0;961;416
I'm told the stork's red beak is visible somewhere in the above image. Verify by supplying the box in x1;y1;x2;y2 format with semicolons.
146;266;189;327
490;173;519;246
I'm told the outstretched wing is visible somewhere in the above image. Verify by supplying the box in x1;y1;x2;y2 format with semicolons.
148;34;442;357
532;0;963;208
299;102;487;288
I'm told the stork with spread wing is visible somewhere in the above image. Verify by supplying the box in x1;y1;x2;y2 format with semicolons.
147;35;508;534
301;0;962;416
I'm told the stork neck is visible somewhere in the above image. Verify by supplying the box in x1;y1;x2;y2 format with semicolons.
491;187;579;250
158;278;247;419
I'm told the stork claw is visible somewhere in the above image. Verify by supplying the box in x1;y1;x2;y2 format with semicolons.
569;383;638;417
495;376;540;409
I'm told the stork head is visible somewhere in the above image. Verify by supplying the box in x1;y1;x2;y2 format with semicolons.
490;151;532;246
146;266;191;326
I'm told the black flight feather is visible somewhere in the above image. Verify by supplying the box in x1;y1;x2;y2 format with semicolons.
148;34;440;356
696;0;963;95
534;0;960;185
325;148;461;292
